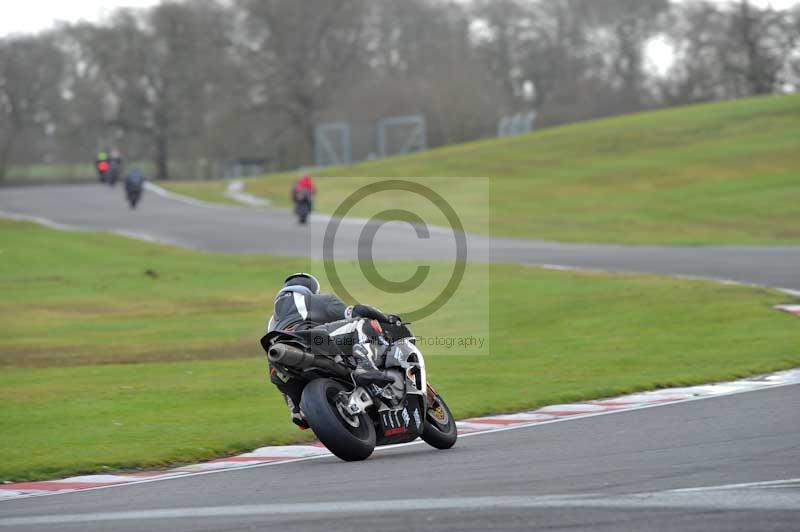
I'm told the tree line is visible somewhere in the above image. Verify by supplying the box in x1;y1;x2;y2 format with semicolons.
1;0;797;179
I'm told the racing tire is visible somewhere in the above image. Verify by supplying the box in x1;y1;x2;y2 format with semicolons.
301;378;376;462
421;388;457;450
128;191;141;209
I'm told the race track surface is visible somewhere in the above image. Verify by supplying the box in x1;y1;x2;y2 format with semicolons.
1;385;798;531
1;183;799;290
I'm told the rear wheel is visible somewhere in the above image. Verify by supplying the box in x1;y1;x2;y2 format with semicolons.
421;386;457;449
301;378;375;461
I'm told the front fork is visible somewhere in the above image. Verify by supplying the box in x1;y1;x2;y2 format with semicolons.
425;383;440;411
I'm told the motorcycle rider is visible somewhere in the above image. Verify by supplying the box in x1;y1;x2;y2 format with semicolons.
266;272;399;429
124;168;145;208
291;174;316;223
108;148;124;183
292;174;316;203
109;148;123;167
95;150;109;182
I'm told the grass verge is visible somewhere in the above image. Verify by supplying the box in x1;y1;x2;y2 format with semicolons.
1;219;799;481
166;94;800;245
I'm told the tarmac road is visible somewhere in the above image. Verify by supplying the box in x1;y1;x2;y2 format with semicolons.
1;384;798;531
1;183;799;290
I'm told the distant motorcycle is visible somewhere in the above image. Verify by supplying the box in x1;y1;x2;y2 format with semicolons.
125;170;145;209
107;160;122;187
96;160;110;184
294;189;313;224
262;320;457;462
126;185;142;209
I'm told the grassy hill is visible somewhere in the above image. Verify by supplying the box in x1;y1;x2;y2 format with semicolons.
169;94;800;244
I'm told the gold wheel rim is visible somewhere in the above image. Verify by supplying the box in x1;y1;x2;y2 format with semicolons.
429;404;448;424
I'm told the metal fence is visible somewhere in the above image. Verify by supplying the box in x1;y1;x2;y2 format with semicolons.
497;111;537;137
314;114;428;167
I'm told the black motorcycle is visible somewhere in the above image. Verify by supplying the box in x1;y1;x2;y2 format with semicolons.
293;189;312;224
262;322;457;461
126;185;142;208
125;171;145;209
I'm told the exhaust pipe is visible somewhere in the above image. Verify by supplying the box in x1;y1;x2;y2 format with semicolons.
268;343;350;379
268;344;314;368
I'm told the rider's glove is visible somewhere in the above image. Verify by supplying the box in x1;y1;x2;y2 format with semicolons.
352;304;389;323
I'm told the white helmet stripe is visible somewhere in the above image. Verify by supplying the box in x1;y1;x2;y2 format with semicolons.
293;292;308;320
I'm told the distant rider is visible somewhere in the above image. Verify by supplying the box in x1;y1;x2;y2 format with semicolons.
124;168;145;208
292;174;316;205
291;174;316;224
95;150;109;182
266;273;400;429
125;167;145;191
108;149;124;180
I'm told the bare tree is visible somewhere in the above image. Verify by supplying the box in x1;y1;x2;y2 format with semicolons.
353;0;505;146
75;1;231;179
785;5;800;90
590;0;671;107
0;35;64;179
4;0;800;174
238;0;368;165
472;0;531;110
719;0;796;96
658;1;727;104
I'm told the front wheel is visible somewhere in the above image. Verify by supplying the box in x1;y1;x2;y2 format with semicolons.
421;386;457;450
300;378;375;461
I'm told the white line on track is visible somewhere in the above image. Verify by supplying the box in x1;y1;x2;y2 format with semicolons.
0;209;196;249
0;209;76;231
3;485;800;526
2;371;798;503
224;180;271;206
143;182;227;209
671;478;800;492
537;263;800;299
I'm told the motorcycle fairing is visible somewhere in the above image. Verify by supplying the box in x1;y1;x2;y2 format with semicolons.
375;395;425;446
385;338;427;395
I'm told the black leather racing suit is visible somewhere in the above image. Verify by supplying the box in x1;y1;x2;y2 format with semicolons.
267;288;388;404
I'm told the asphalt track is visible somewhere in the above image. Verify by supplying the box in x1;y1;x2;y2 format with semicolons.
1;385;798;531
1;183;799;530
1;183;799;290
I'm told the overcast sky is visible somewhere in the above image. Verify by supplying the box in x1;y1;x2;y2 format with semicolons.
0;0;161;37
1;0;797;38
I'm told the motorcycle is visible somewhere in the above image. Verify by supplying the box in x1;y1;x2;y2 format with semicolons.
126;184;142;209
293;189;313;224
261;321;457;461
125;171;145;209
107;160;122;187
96;160;110;184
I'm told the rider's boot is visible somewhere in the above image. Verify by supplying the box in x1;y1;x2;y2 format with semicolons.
351;343;392;385
284;394;309;430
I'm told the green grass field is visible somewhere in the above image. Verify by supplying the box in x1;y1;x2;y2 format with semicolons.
167;94;800;244
2;218;799;481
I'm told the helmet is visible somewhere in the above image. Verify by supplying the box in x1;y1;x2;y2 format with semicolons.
283;272;320;294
